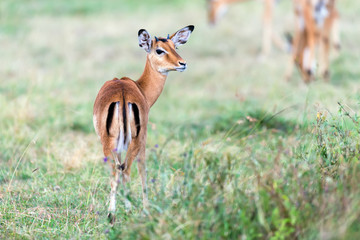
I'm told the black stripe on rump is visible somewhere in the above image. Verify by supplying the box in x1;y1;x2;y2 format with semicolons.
106;102;116;135
132;103;141;136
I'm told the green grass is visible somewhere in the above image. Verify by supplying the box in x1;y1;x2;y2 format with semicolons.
1;0;360;239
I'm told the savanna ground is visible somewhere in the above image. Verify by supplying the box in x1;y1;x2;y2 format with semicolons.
1;0;360;239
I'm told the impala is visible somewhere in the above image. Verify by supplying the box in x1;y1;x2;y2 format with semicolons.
207;0;277;56
93;25;194;223
286;0;340;83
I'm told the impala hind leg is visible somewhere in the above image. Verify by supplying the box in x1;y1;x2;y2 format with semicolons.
107;153;121;225
121;139;141;183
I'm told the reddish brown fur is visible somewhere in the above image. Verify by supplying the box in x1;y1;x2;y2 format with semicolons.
288;0;339;83
93;77;148;160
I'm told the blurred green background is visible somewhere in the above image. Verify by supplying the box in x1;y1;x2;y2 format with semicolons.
1;0;360;239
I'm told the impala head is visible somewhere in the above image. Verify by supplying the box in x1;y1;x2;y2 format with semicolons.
207;0;228;25
138;25;194;75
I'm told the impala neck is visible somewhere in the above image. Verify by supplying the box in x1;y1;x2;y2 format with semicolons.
137;55;168;108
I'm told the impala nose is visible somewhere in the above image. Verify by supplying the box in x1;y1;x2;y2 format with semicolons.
176;61;187;72
179;62;187;67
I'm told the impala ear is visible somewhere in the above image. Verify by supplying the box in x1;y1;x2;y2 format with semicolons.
138;29;152;53
169;25;195;48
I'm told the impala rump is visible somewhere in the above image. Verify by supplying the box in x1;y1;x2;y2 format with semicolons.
93;78;144;157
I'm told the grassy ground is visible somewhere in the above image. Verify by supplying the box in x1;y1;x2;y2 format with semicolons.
1;0;360;239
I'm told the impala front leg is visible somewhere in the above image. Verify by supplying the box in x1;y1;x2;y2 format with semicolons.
137;146;148;210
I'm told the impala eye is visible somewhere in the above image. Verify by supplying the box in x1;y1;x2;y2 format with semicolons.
156;49;165;55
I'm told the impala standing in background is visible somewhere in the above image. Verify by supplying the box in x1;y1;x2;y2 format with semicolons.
286;0;340;83
207;0;278;56
93;25;194;223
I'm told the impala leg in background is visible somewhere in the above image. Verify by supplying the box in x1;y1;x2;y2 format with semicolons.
285;5;301;82
262;0;273;56
303;4;316;83
319;18;332;81
331;10;341;57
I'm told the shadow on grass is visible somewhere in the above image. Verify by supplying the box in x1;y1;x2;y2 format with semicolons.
168;108;300;141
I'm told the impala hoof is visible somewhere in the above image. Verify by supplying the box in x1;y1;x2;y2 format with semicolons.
323;70;330;82
108;213;116;225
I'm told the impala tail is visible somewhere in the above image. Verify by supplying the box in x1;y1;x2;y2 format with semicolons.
93;84;142;161
106;101;132;153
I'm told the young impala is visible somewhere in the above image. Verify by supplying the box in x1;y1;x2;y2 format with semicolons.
286;0;340;83
93;25;194;223
207;0;276;56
